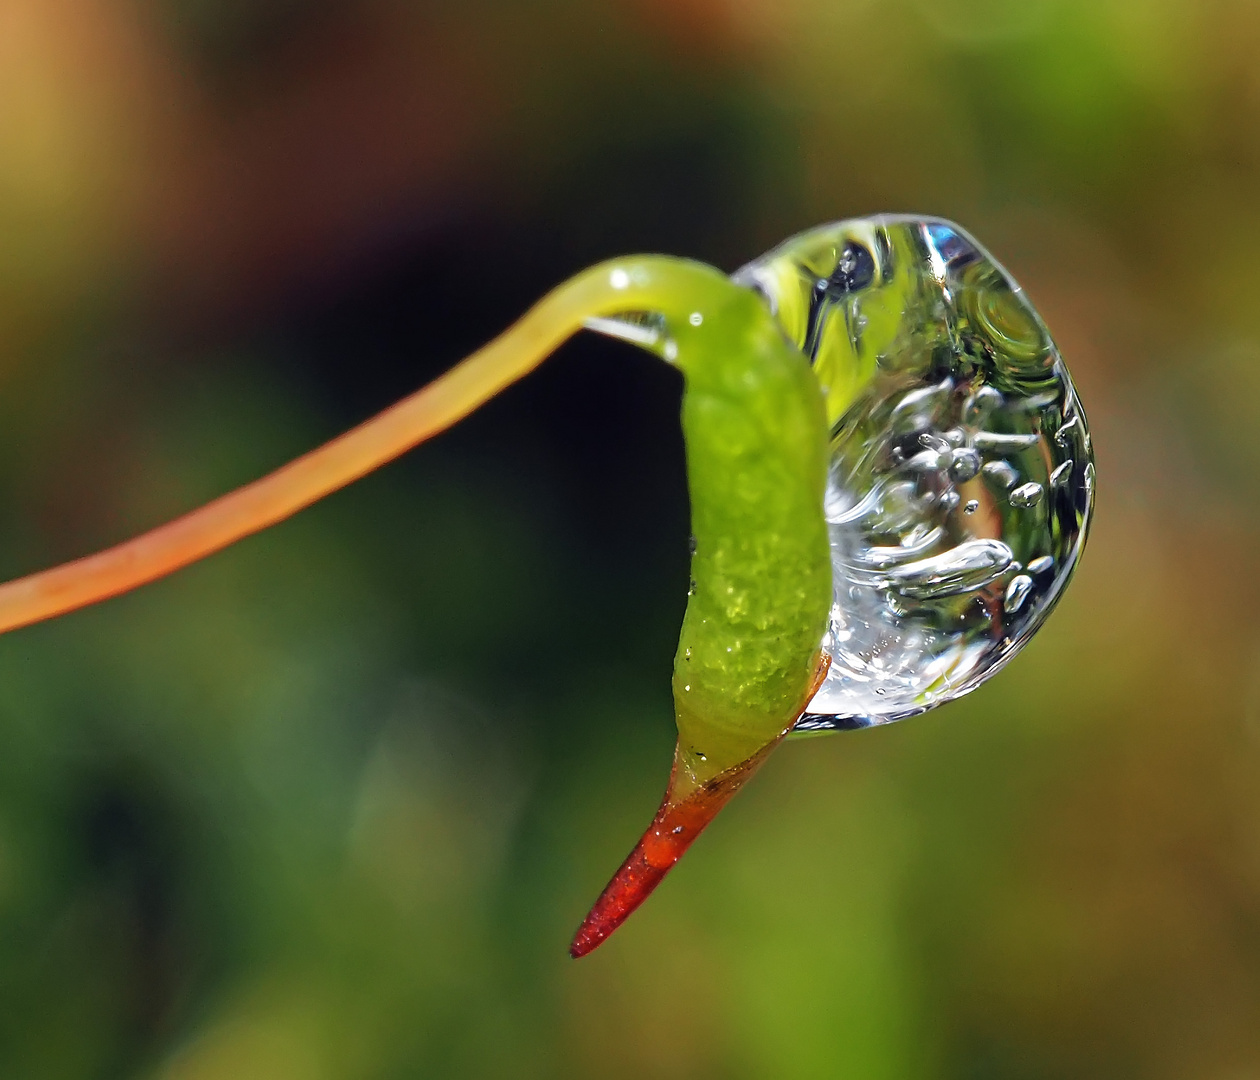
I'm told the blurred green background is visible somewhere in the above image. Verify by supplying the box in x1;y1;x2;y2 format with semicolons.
1;0;1258;1076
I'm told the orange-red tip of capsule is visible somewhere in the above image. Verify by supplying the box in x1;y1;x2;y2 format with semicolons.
571;657;828;958
569;741;777;959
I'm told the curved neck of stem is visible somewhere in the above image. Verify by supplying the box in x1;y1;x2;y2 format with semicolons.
0;258;737;636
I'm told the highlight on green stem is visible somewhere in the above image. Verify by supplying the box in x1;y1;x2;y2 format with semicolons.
0;215;1094;958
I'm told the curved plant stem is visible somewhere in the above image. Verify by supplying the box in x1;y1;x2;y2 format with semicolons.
0;258;730;636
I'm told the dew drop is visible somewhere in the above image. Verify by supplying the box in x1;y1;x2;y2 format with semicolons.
730;215;1095;729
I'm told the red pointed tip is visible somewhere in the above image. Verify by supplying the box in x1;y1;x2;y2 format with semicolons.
569;743;779;959
572;657;830;957
569;842;671;958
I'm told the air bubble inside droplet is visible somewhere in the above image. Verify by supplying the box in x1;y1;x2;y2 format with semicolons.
733;215;1094;732
879;538;1014;599
963;386;1003;424
1009;482;1044;508
920;432;951;454
1004;574;1034;614
949;448;981;482
982;460;1019;489
1055;414;1080;447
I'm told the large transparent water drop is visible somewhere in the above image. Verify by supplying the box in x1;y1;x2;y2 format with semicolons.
735;215;1094;730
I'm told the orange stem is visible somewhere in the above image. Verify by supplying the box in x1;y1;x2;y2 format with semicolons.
0;258;717;636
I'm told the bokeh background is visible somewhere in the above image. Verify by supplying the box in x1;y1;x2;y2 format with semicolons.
1;0;1258;1076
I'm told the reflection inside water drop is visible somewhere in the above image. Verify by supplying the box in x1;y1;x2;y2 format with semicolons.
735;215;1094;730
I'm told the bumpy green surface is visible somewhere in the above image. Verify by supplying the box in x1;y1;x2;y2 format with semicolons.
594;264;833;779
672;291;832;776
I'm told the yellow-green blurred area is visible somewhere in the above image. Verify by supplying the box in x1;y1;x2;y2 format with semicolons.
1;0;1259;1076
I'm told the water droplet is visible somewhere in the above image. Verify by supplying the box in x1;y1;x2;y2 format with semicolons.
1009;482;1044;508
1050;459;1074;487
1004;574;1034;614
688;534;697;554
684;684;691;692
663;340;679;363
689;312;704;326
949;448;981;482
734;215;1094;728
695;751;706;761
982;460;1019;489
684;647;692;661
672;825;685;835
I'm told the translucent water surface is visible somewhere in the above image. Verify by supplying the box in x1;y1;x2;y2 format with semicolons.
735;215;1093;730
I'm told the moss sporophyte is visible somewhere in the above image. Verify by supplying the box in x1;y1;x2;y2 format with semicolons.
0;217;1093;957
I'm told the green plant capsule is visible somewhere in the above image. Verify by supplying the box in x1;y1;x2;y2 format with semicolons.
667;286;832;784
568;261;836;957
0;220;1090;960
